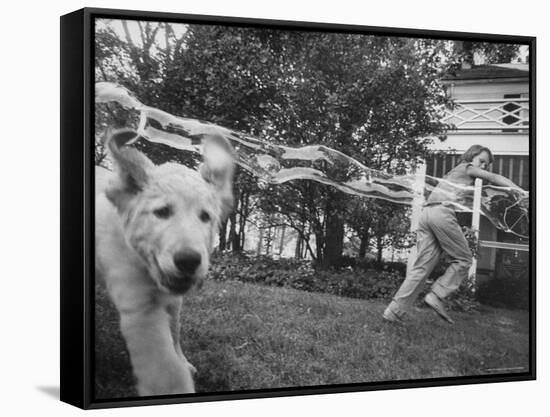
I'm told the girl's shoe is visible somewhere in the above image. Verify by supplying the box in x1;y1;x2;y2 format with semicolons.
424;292;454;324
382;306;405;324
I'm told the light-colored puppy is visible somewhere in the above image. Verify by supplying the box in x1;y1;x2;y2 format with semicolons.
95;129;234;396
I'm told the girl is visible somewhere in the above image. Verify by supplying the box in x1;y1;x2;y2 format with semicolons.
383;145;522;324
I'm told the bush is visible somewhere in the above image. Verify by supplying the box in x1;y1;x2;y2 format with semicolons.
210;252;490;312
210;253;404;301
334;256;407;275
476;274;529;310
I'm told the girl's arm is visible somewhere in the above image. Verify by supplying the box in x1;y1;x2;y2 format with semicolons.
466;165;522;189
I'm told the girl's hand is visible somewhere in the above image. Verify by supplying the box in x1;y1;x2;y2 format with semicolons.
509;188;529;209
510;187;527;197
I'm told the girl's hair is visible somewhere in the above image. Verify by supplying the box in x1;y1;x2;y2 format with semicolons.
460;145;494;164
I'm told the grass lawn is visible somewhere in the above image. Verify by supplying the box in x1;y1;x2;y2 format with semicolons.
95;278;530;399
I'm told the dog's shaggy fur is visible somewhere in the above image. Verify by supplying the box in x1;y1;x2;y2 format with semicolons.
95;129;234;396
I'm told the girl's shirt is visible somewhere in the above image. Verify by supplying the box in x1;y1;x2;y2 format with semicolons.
426;161;475;206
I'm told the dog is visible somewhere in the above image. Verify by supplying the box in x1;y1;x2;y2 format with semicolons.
95;129;235;396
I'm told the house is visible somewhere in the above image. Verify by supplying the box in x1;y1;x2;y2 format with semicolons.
426;63;530;285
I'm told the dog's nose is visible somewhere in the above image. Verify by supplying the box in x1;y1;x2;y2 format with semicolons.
174;250;202;274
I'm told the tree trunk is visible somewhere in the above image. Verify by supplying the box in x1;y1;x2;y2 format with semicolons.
294;236;302;259
229;212;240;252
359;231;370;258
315;232;324;264
376;234;384;264
278;226;286;256
238;223;246;252
323;209;345;266
237;191;249;251
257;228;264;255
265;227;273;255
218;219;228;251
303;240;310;259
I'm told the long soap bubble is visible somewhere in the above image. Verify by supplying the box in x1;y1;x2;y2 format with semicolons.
95;82;529;239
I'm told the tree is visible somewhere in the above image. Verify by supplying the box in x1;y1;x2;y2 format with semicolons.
254;35;454;265
257;182;320;260
453;41;522;65
346;197;412;262
95;23;284;253
97;23;506;265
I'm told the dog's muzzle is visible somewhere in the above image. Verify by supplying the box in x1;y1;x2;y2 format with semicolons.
174;250;202;274
162;275;201;294
161;250;203;294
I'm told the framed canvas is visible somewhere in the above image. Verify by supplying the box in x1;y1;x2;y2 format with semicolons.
60;7;536;409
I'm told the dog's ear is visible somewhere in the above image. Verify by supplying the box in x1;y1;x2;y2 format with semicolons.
105;129;154;211
199;134;235;220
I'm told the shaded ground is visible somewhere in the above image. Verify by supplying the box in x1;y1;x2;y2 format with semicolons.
95;278;530;399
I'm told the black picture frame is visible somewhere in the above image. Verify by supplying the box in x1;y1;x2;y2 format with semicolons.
60;7;536;409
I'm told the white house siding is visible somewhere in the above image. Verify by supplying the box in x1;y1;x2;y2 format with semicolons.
444;81;528;100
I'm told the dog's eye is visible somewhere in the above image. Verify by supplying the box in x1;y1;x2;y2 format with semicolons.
153;205;173;219
199;210;211;223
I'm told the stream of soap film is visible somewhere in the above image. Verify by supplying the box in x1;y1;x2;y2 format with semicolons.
95;82;529;239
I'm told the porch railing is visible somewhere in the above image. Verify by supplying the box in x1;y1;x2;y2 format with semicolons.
443;98;529;132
